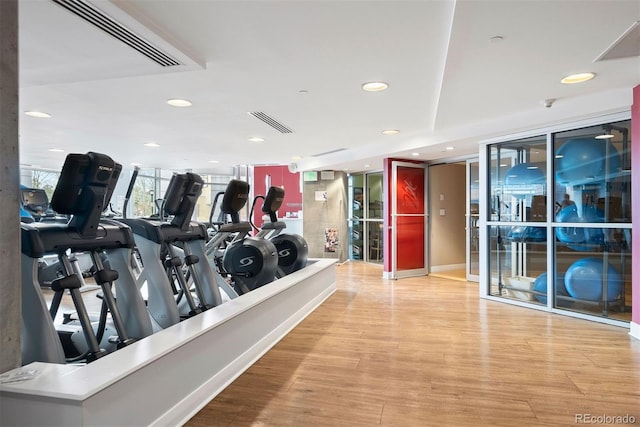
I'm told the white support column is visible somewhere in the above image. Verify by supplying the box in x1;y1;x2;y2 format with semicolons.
0;0;21;373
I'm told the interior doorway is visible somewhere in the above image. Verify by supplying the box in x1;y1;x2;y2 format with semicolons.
428;159;478;282
347;172;384;264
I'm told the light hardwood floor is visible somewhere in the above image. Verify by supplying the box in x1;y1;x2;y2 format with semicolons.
186;261;639;426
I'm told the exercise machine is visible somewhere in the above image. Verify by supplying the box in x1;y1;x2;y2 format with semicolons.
206;180;278;295
21;152;153;364
251;186;308;277
121;172;225;322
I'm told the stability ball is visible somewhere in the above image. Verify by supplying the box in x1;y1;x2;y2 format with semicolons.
555;138;620;185
532;272;568;304
508;226;546;242
564;258;622;301
504;162;545;196
555;205;585;243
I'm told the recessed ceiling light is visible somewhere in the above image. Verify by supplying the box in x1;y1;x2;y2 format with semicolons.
382;129;400;135
167;99;192;107
362;81;389;92
364;164;371;168
445;146;454;151
291;155;303;160
48;148;64;152
144;142;160;147
561;72;595;84
208;160;219;164
411;152;420;157
595;133;614;139
130;162;142;167
25;111;51;118
248;137;264;142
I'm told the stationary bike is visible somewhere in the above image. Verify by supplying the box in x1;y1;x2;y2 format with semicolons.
250;186;308;277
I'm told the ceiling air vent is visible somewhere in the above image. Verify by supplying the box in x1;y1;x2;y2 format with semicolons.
51;0;182;67
248;112;294;134
312;148;347;157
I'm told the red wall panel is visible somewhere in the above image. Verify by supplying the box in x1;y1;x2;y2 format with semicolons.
253;166;302;230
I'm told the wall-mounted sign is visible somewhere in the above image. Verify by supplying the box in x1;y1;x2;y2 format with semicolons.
320;171;335;180
303;171;318;182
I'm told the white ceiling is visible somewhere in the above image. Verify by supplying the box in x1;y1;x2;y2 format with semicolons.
18;0;640;175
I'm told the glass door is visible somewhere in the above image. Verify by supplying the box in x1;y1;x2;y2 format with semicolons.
466;159;480;281
348;172;384;264
391;161;427;279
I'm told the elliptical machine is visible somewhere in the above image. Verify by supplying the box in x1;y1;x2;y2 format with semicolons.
206;180;278;295
121;172;225;323
21;152;153;364
251;186;308;277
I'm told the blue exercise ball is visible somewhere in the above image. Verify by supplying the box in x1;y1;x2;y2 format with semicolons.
532;272;568;304
555;205;585;243
508;226;546;242
504;162;545;197
564;258;622;301
555;138;620;185
556;205;605;250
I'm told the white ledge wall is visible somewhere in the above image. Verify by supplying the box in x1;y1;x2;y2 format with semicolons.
0;259;336;427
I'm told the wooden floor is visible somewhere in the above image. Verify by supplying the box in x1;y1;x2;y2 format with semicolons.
186;262;639;427
428;268;467;282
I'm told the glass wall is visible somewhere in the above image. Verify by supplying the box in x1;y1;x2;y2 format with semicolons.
484;118;632;324
348;172;384;264
488;136;547;304
552;121;631;321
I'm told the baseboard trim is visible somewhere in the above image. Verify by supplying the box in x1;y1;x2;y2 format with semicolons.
630;321;640;341
430;263;466;273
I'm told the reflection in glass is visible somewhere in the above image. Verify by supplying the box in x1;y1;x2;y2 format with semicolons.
366;222;383;264
552;120;631;321
489;225;546;305
349;220;363;260
554;228;631;321
485;118;632;324
367;173;383;219
348;173;384;263
489;136;547;222
553;120;631;224
468;161;480;277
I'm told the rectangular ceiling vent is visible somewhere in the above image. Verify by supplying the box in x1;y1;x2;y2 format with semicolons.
594;21;640;62
312;148;347;157
51;0;182;67
248;112;294;134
